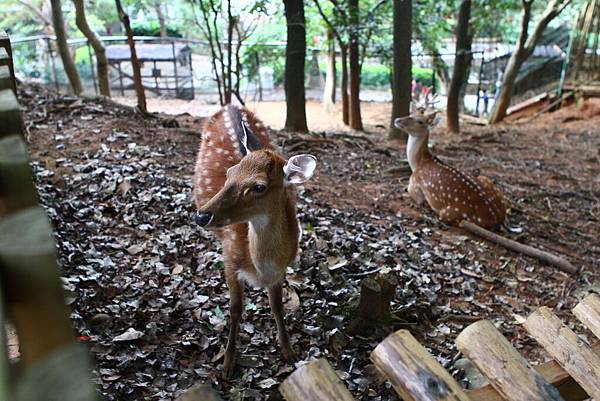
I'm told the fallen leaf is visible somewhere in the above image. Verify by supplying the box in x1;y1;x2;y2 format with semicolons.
113;328;144;342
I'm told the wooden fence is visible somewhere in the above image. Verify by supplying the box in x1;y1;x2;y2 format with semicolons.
280;293;600;401
0;30;97;401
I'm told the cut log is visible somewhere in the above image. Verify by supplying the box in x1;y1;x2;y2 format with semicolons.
370;329;470;401
0;207;75;368
459;221;578;274
456;320;564;401
524;307;600;399
0;135;38;216
279;358;355;401
0;89;22;137
349;275;397;335
466;343;600;401
573;293;600;340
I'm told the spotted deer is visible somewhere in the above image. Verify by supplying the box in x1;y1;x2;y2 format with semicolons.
394;112;506;230
193;105;316;377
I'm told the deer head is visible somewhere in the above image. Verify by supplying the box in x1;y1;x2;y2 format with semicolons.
195;150;316;228
394;112;441;139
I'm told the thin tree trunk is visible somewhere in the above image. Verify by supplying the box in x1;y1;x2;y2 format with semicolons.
348;0;363;131
155;1;167;37
50;0;82;94
225;0;233;104
340;44;350;125
116;0;147;113
323;30;336;109
446;0;471;133
490;0;571;123
283;0;308;132
389;0;412;139
73;0;110;97
431;49;450;93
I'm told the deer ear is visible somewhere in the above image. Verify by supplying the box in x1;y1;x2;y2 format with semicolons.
284;154;317;184
427;112;442;127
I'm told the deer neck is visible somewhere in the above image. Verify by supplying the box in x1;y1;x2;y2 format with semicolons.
248;191;298;269
407;133;431;172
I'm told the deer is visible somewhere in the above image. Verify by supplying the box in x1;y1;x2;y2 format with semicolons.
394;112;506;230
193;105;316;378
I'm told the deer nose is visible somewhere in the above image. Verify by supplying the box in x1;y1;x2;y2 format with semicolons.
195;212;213;227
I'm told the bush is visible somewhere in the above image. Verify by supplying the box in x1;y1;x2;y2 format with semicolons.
131;21;182;37
317;62;437;89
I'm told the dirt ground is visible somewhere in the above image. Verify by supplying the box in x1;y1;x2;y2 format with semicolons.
20;85;600;401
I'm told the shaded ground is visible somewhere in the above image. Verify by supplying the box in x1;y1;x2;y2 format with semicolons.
20;84;600;401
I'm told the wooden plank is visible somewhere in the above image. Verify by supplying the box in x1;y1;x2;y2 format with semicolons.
573;293;600;340
0;48;8;66
0;31;16;94
456;320;564;401
0;135;38;216
0;66;11;91
279;359;355;401
370;330;470;401
524;307;600;399
0;90;22;137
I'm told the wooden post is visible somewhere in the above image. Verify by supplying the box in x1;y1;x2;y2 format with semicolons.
573;293;600;340
370;330;470;401
0;31;16;95
456;320;564;401
0;90;23;136
0;136;38;216
279;359;355;401
524;307;600;399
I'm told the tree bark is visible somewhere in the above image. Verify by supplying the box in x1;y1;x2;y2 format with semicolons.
348;0;363;131
155;1;167;37
446;0;471;133
225;0;233;104
116;0;147;113
389;0;412;139
73;0;110;97
489;0;571;123
340;44;350;125
283;0;308;132
323;30;336;109
50;0;82;94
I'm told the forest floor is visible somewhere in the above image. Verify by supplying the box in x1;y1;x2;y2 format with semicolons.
20;84;600;401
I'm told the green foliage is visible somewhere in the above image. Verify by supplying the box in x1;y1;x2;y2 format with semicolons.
131;20;182;37
360;64;391;87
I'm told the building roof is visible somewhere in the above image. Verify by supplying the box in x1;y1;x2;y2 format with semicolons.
106;43;191;62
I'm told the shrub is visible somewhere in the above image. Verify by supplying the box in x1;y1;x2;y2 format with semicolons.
131;21;182;37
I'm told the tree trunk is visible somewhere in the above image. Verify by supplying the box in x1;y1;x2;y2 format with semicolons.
323;30;336;110
340;44;350;125
348;0;363;131
283;0;308;132
225;0;233;104
389;0;412;139
446;0;471;133
490;0;570;123
155;1;167;37
73;0;110;97
431;48;450;93
116;0;147;113
50;0;82;94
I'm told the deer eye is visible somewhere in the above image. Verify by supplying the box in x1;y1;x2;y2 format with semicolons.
252;184;267;193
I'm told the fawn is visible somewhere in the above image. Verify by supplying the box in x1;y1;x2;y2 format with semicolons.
193;105;316;377
394;112;506;230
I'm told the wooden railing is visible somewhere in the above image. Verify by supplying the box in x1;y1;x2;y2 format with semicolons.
280;293;600;401
0;30;97;401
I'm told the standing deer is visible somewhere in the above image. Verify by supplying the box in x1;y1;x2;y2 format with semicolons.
193;105;316;377
394;112;506;230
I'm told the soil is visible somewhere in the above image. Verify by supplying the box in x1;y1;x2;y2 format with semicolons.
18;84;600;401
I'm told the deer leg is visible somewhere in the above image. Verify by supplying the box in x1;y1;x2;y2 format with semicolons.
439;206;462;226
223;269;244;379
408;175;426;205
268;283;295;361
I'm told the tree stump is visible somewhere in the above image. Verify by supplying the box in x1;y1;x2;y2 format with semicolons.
349;275;398;335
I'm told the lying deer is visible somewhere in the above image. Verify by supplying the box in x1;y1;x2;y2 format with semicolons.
193;105;316;377
394;112;506;230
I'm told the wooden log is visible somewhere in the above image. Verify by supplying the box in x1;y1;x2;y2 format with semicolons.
524;307;600;399
175;383;223;401
573;293;600;340
279;358;355;401
0;207;75;368
0;135;38;216
466;344;600;401
0;66;10;91
370;330;470;401
455;320;564;401
459;221;579;274
0;89;22;137
348;277;384;334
